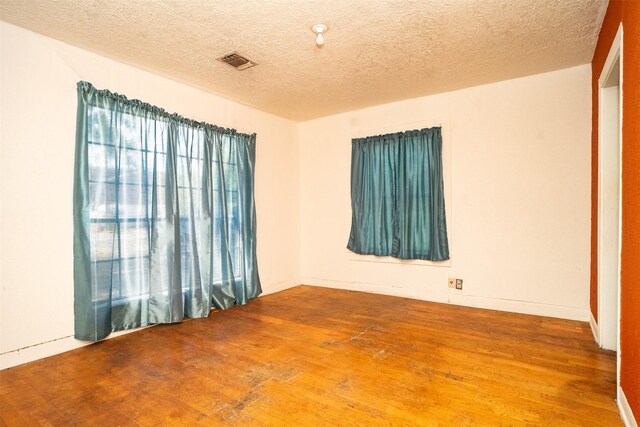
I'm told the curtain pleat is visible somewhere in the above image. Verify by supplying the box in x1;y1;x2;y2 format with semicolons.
73;81;261;342
347;127;449;261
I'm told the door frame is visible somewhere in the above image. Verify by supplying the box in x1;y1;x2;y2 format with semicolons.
595;22;623;389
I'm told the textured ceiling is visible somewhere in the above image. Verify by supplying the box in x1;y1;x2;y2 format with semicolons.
0;0;607;121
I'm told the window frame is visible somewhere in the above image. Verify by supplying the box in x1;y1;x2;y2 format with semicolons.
85;109;244;306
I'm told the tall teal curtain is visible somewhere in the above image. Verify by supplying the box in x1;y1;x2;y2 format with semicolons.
347;127;449;261
74;81;261;342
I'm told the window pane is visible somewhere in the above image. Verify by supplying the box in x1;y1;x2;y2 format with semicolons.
91;257;149;301
88;144;116;182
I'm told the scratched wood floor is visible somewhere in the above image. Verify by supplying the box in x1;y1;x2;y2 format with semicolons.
0;285;621;426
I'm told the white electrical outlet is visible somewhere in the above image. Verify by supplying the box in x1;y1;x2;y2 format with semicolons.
455;279;463;290
448;278;456;288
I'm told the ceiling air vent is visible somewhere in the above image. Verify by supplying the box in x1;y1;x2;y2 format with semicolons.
216;51;257;70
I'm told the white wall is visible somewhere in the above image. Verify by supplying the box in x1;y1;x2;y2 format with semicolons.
299;65;592;321
0;20;593;369
0;22;300;368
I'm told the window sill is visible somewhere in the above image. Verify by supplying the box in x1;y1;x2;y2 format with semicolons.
348;252;451;268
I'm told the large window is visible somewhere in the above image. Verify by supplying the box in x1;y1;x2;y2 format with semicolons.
74;82;261;341
87;110;242;302
346;127;449;261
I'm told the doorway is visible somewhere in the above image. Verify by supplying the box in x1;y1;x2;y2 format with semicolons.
597;25;622;356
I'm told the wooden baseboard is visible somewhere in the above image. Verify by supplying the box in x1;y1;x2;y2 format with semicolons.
0;327;143;370
618;386;639;427
590;310;600;346
301;277;589;321
447;294;589;321
260;278;299;296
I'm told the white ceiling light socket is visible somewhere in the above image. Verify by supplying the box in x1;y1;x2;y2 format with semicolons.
312;24;328;47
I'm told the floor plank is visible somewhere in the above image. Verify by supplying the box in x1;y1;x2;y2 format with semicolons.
0;285;621;426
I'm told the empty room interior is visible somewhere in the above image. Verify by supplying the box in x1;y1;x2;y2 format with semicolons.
1;0;639;425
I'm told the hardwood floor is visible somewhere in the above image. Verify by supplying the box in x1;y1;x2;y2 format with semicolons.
0;285;621;426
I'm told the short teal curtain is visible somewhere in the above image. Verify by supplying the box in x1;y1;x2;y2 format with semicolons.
347;127;449;261
73;81;261;341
